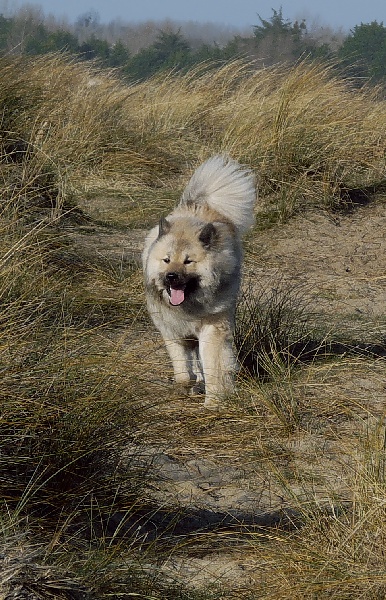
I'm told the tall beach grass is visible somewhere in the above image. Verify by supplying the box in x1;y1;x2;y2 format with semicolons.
0;53;385;597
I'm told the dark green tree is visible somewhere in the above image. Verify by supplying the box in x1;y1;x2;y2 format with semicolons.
79;35;110;62
0;14;12;51
191;40;239;64
25;24;79;55
108;40;130;68
338;21;386;84
252;8;314;65
51;30;79;53
24;23;50;54
253;7;295;40
125;30;191;80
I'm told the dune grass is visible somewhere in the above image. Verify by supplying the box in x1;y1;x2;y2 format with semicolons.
0;53;385;597
2;54;384;221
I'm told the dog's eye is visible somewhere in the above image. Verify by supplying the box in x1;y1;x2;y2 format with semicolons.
184;258;192;265
163;257;170;264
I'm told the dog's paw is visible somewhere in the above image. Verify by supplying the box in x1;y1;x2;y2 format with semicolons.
203;396;222;410
189;381;205;396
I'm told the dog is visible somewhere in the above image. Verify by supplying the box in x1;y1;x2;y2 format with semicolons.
142;155;256;408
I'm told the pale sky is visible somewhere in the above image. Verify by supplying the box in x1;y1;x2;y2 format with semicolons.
5;0;386;32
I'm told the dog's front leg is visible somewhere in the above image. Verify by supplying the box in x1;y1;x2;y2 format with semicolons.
164;339;196;386
199;323;236;408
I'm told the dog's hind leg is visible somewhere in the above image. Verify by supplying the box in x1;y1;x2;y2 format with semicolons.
190;345;205;395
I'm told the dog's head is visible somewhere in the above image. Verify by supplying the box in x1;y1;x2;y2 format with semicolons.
146;216;219;306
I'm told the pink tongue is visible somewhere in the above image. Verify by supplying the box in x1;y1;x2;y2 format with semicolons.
170;288;185;306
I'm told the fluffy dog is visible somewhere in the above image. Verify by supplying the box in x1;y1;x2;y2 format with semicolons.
142;155;256;408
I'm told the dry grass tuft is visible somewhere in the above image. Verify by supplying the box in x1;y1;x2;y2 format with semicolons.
240;418;386;599
1;55;385;224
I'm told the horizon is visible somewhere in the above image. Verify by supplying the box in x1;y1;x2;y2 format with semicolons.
2;0;385;33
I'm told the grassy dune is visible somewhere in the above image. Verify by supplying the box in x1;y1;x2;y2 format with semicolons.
0;54;385;598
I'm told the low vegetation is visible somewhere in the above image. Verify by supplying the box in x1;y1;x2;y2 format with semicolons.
1;5;386;87
0;53;385;598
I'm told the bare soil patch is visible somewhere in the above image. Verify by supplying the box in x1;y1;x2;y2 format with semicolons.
248;200;386;338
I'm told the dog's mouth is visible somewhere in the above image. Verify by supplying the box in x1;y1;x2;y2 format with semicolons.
164;275;199;306
168;285;186;306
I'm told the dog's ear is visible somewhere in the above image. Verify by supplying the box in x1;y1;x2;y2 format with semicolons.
158;217;171;237
199;223;217;248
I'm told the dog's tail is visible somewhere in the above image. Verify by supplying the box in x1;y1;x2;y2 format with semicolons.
180;154;256;234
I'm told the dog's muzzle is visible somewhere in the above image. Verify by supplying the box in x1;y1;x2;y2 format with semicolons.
165;272;186;306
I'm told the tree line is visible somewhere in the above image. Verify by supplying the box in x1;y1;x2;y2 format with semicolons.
0;6;385;86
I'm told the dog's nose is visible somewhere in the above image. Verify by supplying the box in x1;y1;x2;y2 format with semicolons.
166;272;179;282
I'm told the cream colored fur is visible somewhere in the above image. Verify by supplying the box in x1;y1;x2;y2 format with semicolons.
142;155;256;408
